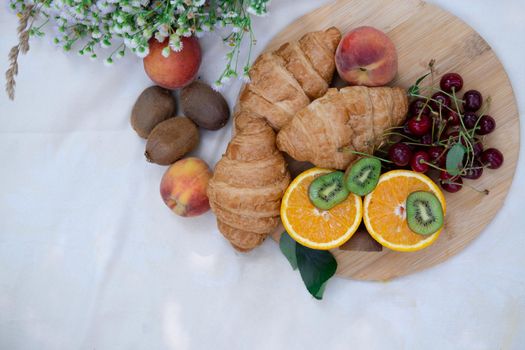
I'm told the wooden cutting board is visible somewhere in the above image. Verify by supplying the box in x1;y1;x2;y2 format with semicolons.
263;0;520;281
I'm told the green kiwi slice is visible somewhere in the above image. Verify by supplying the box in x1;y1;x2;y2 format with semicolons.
345;158;382;196
308;171;349;210
406;191;444;235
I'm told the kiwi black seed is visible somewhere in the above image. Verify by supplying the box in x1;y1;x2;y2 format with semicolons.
345;158;381;196
406;191;444;236
308;171;349;210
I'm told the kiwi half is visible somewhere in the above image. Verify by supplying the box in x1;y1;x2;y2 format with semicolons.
345;158;381;196
406;191;444;236
308;171;349;210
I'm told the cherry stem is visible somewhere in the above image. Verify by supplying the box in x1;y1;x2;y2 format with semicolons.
383;132;420;143
348;150;393;164
421;160;446;172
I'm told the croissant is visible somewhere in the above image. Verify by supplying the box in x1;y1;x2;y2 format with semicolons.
238;27;341;130
207;114;291;252
276;86;408;170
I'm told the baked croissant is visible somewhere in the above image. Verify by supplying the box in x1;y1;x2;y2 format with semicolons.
207;114;291;252
276;86;408;170
238;27;341;130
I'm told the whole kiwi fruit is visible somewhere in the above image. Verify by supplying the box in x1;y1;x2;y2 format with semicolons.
131;86;177;138
145;117;199;165
181;81;230;130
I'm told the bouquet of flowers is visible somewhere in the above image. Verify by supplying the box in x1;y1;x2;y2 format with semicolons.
5;0;271;99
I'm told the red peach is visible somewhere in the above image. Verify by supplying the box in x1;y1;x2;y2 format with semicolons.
160;157;212;217
335;26;398;87
144;36;202;90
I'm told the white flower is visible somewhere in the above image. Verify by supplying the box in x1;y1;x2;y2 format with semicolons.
154;31;167;43
112;24;123;34
135;46;150;58
224;11;238;18
136;16;145;26
91;30;102;39
122;24;132;34
212;81;223;91
232;26;241;33
161;46;171;58
170;40;183;52
157;24;169;37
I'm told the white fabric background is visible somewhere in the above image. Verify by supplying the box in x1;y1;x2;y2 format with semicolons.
1;1;524;349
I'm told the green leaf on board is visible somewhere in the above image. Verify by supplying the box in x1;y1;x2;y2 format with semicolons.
295;242;337;300
279;231;298;270
446;143;466;176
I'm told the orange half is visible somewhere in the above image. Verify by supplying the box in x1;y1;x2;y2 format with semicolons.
363;170;446;252
281;168;363;250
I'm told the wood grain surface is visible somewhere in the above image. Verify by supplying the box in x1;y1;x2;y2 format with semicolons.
261;0;520;281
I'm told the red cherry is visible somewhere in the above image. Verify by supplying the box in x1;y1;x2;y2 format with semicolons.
462;112;479;130
407;115;432;136
463;161;484;180
476;115;496;135
439;171;463;193
428;146;446;167
463;90;483;112
410;151;430;173
388;143;412;167
421;133;433;145
480;148;504;169
447;111;460;126
409;98;431;116
431;92;452;111
440;73;464;93
402;122;414;137
473;140;484;158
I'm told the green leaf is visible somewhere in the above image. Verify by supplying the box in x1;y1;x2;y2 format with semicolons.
446;143;466;176
279;231;297;270
314;282;328;300
408;85;420;96
408;72;431;96
295;243;337;300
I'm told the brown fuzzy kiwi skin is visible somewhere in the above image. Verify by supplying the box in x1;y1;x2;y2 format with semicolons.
145;117;199;165
181;81;230;130
131;86;177;139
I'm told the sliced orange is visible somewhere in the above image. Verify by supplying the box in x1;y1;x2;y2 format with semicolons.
281;168;363;250
363;170;446;252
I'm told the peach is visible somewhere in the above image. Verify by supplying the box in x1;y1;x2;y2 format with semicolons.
160;157;212;217
144;36;202;90
335;26;398;87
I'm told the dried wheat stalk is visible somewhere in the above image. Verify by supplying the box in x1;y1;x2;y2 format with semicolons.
5;5;34;100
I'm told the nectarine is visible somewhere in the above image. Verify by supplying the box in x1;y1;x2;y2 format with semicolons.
144;36;202;90
160;157;212;217
335;26;398;87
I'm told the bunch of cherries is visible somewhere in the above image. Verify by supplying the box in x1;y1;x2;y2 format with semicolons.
384;71;504;193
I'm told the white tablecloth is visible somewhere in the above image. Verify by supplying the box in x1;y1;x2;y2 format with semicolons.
1;1;524;349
